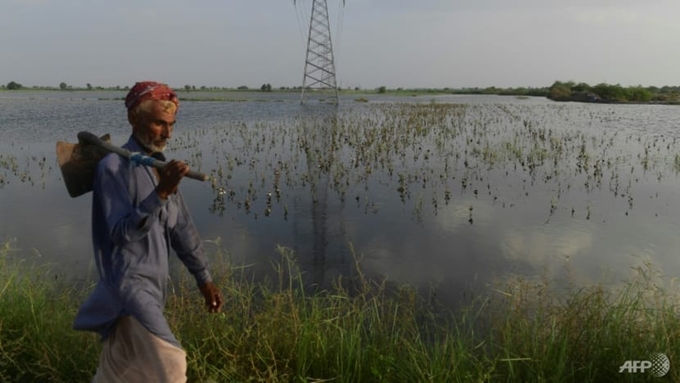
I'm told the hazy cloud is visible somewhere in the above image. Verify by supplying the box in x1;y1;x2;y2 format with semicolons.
3;0;680;88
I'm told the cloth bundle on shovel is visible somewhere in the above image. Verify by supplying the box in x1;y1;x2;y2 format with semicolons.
56;131;209;198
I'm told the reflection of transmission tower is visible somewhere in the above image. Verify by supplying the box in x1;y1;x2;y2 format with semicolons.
296;0;344;104
293;109;350;290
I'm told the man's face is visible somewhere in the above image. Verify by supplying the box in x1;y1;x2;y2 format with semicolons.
130;101;176;153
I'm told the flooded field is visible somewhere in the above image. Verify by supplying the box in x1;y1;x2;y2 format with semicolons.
1;91;680;306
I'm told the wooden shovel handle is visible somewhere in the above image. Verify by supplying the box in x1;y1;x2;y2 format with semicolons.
77;131;209;182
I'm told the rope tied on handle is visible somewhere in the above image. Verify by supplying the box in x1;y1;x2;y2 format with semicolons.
129;152;157;168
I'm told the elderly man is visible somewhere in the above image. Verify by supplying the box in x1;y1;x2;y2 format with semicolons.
73;81;223;382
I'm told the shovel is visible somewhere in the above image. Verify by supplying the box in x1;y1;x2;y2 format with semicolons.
56;131;209;198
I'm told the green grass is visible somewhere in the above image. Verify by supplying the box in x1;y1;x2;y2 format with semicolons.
0;240;101;381
1;240;679;382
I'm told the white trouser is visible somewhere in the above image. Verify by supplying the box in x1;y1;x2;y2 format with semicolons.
92;316;187;383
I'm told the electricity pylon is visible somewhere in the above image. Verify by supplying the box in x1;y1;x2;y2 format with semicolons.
296;0;344;104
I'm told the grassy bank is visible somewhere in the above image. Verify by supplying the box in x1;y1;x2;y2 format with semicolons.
1;240;678;382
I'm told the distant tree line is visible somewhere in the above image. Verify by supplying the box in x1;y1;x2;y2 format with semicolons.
548;81;680;104
5;81;22;90
0;81;549;96
2;81;108;91
363;85;549;97
3;80;679;104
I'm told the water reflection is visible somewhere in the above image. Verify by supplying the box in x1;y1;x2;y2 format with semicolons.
2;93;680;307
291;106;350;289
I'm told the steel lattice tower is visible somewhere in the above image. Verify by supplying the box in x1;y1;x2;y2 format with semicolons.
298;0;343;104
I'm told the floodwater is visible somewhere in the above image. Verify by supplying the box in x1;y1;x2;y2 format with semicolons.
2;90;680;307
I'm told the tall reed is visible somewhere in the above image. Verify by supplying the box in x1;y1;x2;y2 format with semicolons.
1;240;678;382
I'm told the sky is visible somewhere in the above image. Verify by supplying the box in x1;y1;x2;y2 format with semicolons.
2;0;680;90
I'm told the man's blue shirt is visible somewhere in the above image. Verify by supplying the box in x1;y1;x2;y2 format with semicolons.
73;136;212;348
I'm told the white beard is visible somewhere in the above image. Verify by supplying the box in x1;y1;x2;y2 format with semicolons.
135;133;167;153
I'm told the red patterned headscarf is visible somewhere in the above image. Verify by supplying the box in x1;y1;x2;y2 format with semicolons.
124;81;179;111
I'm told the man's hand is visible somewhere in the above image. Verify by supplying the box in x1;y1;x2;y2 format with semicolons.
155;160;190;200
199;282;223;313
